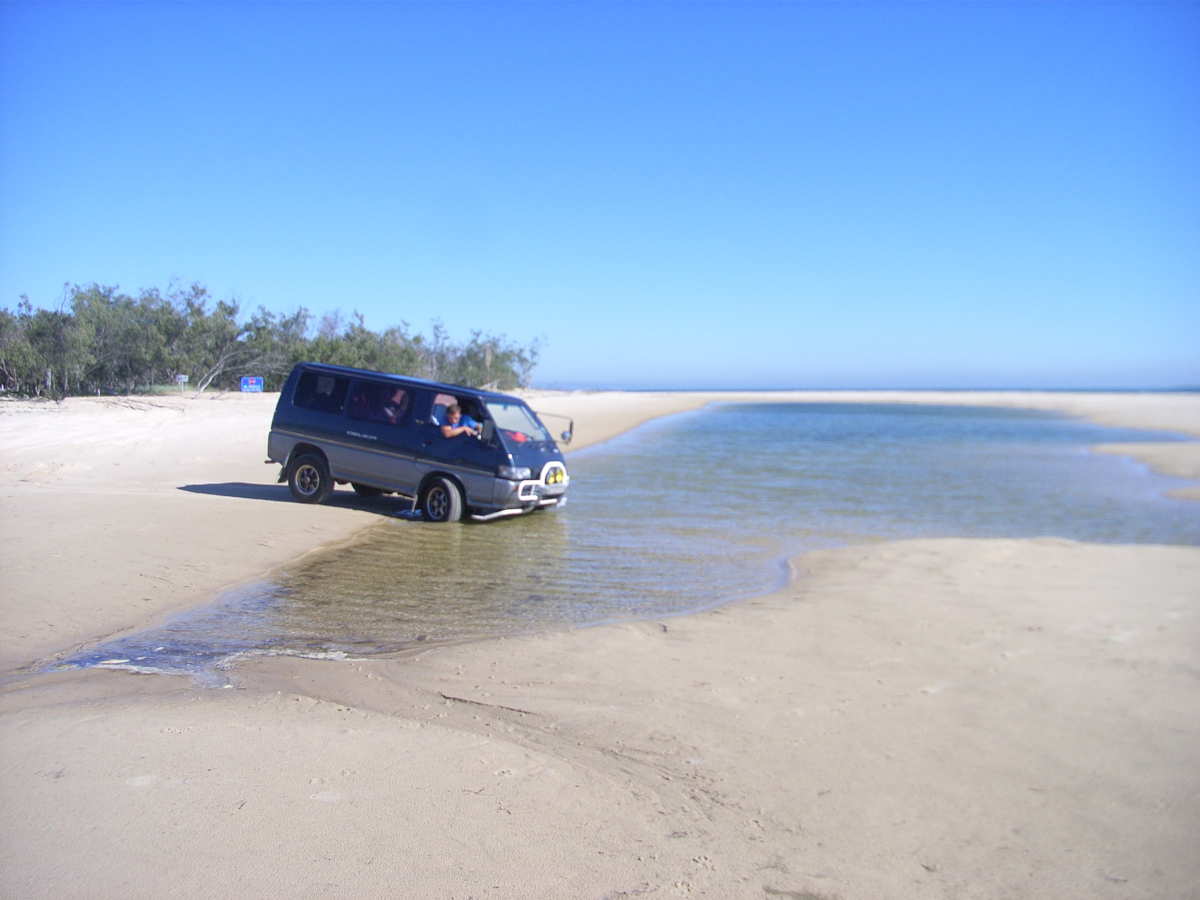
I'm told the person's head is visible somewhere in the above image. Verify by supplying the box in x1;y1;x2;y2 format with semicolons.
446;402;461;423
390;388;404;405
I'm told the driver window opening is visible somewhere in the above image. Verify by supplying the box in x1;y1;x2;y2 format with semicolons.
431;393;484;438
431;394;483;425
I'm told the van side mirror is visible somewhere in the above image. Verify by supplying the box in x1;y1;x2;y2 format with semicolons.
481;420;495;444
532;410;573;446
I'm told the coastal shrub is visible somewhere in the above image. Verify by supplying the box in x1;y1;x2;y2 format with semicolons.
0;283;539;397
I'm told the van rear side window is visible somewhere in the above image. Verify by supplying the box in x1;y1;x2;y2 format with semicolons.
348;380;411;425
294;371;350;414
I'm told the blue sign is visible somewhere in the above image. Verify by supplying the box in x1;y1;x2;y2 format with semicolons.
240;377;264;393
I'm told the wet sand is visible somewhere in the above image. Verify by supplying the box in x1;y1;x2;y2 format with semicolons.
2;390;1198;898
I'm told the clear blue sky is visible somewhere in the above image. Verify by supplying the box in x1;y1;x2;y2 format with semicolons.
2;2;1196;389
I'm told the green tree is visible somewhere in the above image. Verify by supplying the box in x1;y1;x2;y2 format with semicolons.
307;311;422;377
69;284;185;393
240;306;312;390
444;330;540;390
0;306;38;394
12;295;91;397
170;285;288;395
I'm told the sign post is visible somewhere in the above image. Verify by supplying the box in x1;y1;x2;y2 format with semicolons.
240;376;264;393
175;374;188;394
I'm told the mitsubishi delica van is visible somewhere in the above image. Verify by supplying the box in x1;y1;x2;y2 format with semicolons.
267;363;571;522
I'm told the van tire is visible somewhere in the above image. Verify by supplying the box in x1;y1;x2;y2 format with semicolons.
420;477;464;522
288;454;334;504
351;482;383;497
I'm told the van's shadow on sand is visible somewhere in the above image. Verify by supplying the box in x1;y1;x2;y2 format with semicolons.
178;483;418;518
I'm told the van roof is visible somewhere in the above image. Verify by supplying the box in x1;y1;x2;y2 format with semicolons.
294;362;522;403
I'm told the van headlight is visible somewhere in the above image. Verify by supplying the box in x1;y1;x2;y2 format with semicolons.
498;465;532;481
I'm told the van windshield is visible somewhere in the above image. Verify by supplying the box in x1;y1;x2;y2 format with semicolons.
485;401;551;444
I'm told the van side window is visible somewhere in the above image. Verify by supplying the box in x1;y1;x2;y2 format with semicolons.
293;371;350;414
348;380;411;426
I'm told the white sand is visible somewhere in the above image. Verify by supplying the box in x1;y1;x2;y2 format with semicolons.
2;389;1198;898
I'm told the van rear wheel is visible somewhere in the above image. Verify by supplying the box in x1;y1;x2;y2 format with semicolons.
288;454;334;504
420;477;464;522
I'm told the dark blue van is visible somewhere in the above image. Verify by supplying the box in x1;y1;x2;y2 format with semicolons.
267;363;570;522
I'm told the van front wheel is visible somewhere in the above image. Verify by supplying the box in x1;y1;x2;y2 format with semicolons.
420;477;464;522
288;454;334;504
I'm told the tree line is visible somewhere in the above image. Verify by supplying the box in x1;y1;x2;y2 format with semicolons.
0;283;539;398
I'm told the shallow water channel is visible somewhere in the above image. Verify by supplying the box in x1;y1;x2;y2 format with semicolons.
59;403;1200;680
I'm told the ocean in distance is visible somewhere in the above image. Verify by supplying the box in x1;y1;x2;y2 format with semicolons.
57;403;1200;681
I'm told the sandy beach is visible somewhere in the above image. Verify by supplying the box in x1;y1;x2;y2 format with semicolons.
2;390;1198;898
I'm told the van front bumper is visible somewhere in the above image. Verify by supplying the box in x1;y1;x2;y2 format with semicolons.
490;462;569;513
